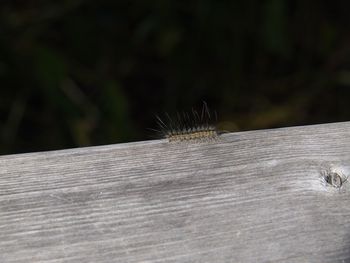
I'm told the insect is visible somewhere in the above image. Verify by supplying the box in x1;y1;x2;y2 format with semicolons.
154;102;220;142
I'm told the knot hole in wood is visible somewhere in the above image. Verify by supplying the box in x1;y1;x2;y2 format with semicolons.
325;172;343;188
323;170;347;189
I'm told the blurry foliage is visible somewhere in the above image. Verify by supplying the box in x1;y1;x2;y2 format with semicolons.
1;0;350;154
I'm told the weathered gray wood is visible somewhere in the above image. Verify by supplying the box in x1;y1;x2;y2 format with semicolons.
1;122;350;262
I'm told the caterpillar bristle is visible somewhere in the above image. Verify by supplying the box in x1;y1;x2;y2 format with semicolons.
155;102;219;142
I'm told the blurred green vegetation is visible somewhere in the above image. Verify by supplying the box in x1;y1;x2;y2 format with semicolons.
1;0;350;154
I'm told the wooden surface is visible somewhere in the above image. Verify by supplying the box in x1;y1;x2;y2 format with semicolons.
1;122;350;263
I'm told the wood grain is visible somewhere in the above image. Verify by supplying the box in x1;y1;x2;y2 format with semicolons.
1;122;350;262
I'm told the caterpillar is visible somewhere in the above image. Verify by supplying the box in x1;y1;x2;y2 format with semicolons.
155;102;220;142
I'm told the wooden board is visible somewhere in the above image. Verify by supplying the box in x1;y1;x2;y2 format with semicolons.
1;122;350;262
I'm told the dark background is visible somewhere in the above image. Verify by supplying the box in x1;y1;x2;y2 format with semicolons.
1;0;350;155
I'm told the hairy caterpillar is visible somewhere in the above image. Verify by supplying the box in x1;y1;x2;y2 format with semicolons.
155;102;220;142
